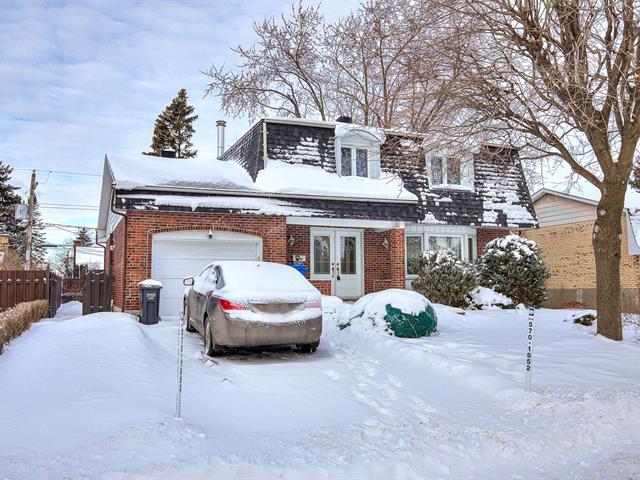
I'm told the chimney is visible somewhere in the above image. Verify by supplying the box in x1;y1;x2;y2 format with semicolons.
336;115;352;124
216;120;226;158
160;149;176;158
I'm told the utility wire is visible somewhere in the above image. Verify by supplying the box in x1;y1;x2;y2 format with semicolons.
13;168;101;177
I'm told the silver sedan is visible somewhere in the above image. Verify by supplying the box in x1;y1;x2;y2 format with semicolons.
183;261;322;356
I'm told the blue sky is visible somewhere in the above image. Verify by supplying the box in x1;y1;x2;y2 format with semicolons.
0;0;356;245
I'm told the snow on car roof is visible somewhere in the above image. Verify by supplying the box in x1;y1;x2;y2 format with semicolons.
213;261;319;303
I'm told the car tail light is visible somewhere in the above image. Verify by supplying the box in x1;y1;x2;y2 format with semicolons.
304;299;322;309
219;299;247;311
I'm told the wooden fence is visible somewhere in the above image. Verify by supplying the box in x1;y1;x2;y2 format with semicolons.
82;271;113;315
0;269;62;317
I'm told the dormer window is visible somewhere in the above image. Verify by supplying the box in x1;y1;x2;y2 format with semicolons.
340;146;376;177
335;124;384;179
428;154;473;188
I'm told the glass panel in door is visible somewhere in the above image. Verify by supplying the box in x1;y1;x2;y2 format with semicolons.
313;235;331;275
340;236;357;274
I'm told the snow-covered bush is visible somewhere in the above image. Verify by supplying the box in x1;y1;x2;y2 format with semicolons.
0;299;48;354
339;289;437;338
477;235;550;308
410;249;477;308
468;287;513;309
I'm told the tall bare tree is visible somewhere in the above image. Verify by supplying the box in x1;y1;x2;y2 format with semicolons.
205;3;328;120
446;0;640;340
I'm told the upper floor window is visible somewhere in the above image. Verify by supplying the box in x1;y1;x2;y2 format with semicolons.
340;146;377;178
429;155;471;188
335;126;383;179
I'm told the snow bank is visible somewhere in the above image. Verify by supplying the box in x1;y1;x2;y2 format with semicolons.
469;287;513;309
108;153;257;191
215;261;320;305
255;161;416;201
340;289;434;335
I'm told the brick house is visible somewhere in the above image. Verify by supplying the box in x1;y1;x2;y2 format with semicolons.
97;117;537;317
526;188;640;312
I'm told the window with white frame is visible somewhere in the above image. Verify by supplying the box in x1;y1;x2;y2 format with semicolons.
405;235;423;276
428;235;462;258
428;155;471;187
336;133;381;179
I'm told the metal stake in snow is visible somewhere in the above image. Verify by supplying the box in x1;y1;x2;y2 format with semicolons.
524;307;535;392
175;308;185;419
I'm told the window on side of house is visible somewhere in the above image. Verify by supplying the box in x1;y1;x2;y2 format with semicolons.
428;235;462;258
467;237;476;262
405;235;423;276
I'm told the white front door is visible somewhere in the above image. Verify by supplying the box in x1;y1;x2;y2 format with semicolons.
311;229;363;299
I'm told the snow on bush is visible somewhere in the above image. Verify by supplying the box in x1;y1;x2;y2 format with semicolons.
411;249;477;308
477;234;550;308
468;287;513;309
339;289;437;338
0;299;49;354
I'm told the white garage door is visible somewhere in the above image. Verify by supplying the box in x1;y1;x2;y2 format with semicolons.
152;230;261;318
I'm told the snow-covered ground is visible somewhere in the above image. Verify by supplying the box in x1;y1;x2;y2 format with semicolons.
1;301;640;479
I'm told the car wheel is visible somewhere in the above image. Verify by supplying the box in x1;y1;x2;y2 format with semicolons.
297;341;320;354
203;317;222;357
184;302;196;332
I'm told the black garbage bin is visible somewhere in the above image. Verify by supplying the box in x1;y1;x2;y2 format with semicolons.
138;280;162;325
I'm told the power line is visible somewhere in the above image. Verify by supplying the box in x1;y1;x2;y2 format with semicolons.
40;202;99;208
13;168;101;177
44;223;97;229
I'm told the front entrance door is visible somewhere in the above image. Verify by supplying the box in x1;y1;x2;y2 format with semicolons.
311;229;363;298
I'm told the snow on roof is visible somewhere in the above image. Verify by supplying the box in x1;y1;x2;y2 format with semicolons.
107;154;416;203
335;122;386;143
532;186;640;209
107;153;257;192
120;194;323;217
255;161;417;202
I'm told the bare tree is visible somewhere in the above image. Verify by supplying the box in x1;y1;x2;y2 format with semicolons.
445;0;640;340
205;3;328;120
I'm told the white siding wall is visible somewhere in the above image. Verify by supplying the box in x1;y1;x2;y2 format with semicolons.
534;193;596;227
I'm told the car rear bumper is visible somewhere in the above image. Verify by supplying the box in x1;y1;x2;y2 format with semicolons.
213;314;322;347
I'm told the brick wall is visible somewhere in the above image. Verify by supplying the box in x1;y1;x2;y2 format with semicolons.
477;228;508;255
107;219;126;310
525;216;640;311
525;217;640;290
120;211;287;311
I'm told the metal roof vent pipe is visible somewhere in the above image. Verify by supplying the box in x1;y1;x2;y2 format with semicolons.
216;120;226;158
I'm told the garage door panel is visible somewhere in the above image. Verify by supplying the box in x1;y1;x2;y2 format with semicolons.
151;232;260;318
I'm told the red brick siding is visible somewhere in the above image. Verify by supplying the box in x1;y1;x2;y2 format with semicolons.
363;228;405;293
477;228;508;255
108;219;126;310
121;211;287;311
286;224;310;277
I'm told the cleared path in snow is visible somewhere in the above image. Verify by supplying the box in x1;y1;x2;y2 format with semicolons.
0;305;639;479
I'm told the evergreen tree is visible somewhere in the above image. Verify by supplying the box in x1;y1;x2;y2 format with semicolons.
144;89;198;158
0;161;25;245
411;249;477;308
476;235;550;308
74;227;93;246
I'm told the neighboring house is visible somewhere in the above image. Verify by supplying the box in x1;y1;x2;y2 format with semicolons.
526;188;640;312
97;117;537;317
